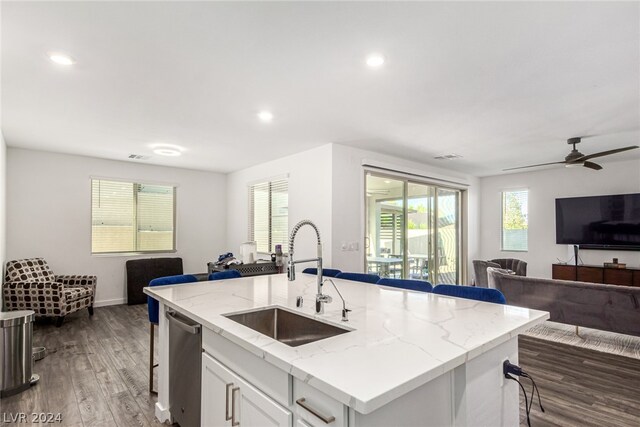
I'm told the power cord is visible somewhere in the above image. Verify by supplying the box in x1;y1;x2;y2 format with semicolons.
504;360;545;427
506;372;531;427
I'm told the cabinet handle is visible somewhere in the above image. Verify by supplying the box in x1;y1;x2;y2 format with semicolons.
296;398;335;424
225;383;234;421
231;386;240;426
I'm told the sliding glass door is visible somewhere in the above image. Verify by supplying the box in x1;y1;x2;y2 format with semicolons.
365;176;406;279
365;173;462;284
435;188;460;284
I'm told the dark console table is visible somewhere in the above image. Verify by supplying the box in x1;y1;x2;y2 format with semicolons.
552;263;640;287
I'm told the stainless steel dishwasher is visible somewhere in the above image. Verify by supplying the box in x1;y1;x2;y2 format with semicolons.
167;310;201;427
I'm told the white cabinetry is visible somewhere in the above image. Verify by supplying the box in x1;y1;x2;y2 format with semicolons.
201;327;519;427
202;352;292;427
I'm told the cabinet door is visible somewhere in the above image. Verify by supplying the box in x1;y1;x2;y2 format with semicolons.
238;377;292;427
202;351;292;427
202;352;236;427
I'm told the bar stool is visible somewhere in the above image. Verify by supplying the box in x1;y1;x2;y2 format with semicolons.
147;274;199;394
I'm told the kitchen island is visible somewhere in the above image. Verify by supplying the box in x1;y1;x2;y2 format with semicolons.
144;273;548;426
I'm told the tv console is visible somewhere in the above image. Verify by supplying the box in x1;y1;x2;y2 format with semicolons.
552;263;640;287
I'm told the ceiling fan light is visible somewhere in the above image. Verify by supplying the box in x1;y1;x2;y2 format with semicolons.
565;163;582;168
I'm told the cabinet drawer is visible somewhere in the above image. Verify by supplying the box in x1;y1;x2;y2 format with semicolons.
203;327;289;406
293;379;347;427
604;268;633;286
577;266;604;283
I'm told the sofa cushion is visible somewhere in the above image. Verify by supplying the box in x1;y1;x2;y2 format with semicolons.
5;258;55;283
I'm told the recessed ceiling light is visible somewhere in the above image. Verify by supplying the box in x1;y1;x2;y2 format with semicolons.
384;180;391;184
366;53;385;67
258;111;274;122
48;52;75;66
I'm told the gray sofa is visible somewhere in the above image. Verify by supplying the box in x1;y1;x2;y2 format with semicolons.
488;268;640;337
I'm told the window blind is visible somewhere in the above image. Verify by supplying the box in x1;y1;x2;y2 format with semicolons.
91;179;175;254
248;179;288;253
502;189;528;251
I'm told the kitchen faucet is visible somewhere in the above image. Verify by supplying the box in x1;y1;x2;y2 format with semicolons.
287;219;329;314
323;278;351;321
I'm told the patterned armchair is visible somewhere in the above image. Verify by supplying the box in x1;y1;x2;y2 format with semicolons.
2;258;96;327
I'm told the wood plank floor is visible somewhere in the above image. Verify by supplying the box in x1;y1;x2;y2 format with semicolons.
1;305;166;427
518;335;640;426
2;305;639;426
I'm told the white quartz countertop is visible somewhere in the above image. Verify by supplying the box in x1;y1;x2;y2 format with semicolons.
144;274;548;414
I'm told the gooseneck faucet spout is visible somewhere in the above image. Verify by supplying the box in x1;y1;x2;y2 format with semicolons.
287;220;325;313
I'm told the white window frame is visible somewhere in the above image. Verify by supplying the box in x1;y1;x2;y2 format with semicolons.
248;177;289;254
91;178;177;255
500;188;529;252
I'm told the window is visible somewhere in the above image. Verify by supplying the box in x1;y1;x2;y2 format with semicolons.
248;179;288;253
501;189;528;251
91;179;176;254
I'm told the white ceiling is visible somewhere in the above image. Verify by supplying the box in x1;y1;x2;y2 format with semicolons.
2;1;639;176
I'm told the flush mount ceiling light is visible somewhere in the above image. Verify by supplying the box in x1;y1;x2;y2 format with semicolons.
257;111;274;122
153;148;181;156
48;52;75;66
150;143;184;157
434;154;463;160
366;53;385;67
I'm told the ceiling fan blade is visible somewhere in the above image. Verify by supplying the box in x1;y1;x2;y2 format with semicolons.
577;145;639;162
583;161;603;170
503;161;566;171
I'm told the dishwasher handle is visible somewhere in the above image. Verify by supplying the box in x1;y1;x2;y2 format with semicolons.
166;310;201;335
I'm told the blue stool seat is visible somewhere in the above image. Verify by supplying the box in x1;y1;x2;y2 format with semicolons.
208;270;242;281
432;284;506;304
147;274;199;324
377;278;433;292
335;272;381;284
302;268;342;277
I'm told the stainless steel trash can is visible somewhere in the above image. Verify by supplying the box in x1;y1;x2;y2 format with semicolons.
1;310;39;397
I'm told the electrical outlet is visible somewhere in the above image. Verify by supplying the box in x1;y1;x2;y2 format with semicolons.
500;357;509;387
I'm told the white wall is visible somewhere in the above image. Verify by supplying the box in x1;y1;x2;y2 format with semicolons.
0;4;5;278
331;143;480;283
226;143;480;283
6;148;227;305
226;144;333;264
0;130;6;275
479;158;640;279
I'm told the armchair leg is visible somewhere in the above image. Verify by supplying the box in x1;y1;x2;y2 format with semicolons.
55;316;65;327
88;305;94;316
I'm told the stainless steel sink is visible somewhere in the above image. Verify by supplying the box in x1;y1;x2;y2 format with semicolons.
224;307;351;347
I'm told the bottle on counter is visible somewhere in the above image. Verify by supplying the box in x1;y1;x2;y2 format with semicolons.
275;244;283;273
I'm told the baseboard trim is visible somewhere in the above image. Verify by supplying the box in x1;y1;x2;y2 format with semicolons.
155;402;172;423
93;298;127;307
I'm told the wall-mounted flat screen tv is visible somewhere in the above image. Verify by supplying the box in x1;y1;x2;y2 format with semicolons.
555;193;640;250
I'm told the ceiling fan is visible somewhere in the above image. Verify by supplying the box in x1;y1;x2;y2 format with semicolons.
504;137;639;171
